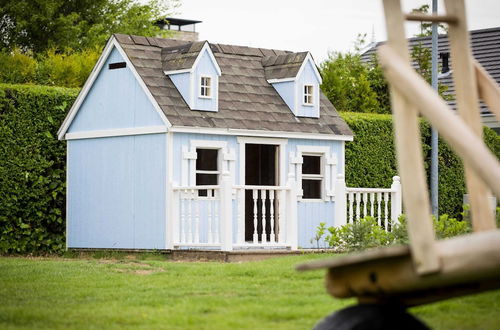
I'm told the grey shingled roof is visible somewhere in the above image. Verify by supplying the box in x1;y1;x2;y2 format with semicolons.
262;52;309;80
360;27;500;115
161;41;207;72
113;34;352;136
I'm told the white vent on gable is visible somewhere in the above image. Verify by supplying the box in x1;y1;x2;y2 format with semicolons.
163;41;221;112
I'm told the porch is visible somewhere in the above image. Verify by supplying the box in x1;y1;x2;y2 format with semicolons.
169;173;402;251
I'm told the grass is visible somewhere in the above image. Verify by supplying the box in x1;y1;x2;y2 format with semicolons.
0;254;499;329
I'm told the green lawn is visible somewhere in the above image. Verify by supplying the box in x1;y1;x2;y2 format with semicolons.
0;254;499;329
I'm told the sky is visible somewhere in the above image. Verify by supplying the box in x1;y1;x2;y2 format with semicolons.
174;0;500;63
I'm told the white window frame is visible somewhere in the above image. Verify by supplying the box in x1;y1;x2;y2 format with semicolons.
301;153;324;201
199;75;212;99
303;84;314;106
294;145;336;202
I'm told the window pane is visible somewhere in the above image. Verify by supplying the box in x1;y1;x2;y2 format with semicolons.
302;155;321;174
303;179;321;199
196;149;218;171
196;173;218;186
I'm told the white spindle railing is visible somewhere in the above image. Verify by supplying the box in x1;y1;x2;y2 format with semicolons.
340;176;402;231
234;185;291;246
172;185;222;247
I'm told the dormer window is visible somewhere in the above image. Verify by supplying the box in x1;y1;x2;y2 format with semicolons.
303;84;314;105
200;76;212;98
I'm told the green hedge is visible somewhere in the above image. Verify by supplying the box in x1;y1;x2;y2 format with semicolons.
0;84;78;253
341;112;500;217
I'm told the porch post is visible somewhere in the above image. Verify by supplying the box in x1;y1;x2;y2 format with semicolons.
334;174;347;227
286;173;298;250
220;171;233;251
391;176;403;225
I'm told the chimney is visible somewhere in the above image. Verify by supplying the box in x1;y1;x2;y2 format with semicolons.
439;52;450;74
156;18;202;42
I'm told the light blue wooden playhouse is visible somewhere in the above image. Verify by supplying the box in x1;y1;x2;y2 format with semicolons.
58;34;402;251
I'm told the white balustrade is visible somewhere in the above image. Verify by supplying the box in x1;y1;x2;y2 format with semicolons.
173;185;221;247
339;175;403;231
235;185;289;246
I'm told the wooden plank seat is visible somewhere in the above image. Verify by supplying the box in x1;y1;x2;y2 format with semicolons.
297;230;500;306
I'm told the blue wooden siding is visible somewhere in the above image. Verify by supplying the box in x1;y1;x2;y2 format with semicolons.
287;139;344;248
68;47;164;133
169;72;191;107
271;81;295;111
192;49;219;111
67;133;167;249
295;60;320;118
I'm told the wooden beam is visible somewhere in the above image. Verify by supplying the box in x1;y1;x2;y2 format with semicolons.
382;0;440;275
377;45;500;198
405;13;458;24
444;0;496;232
475;61;500;120
298;230;500;307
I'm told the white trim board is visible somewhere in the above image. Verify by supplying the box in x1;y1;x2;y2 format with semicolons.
65;126;167;140
171;126;353;141
57;36;170;140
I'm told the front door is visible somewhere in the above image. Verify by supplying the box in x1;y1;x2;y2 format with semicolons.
244;144;278;242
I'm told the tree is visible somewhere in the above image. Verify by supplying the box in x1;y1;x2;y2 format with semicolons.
0;0;178;53
320;51;384;113
320;34;391;114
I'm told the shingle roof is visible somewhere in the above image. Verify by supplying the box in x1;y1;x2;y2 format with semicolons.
360;27;500;115
262;52;309;80
113;33;352;136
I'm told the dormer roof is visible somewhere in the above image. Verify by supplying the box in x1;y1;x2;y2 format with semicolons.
162;41;221;75
80;33;352;137
263;52;322;83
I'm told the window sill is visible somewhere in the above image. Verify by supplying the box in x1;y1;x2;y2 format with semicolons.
198;95;213;99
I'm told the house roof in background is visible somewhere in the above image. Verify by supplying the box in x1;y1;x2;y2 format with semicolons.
361;27;500;115
113;33;352;136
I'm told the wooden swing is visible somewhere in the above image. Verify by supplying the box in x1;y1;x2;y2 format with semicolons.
297;0;500;307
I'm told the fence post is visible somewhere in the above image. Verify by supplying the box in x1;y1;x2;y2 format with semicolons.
286;173;298;250
334;174;347;227
391;176;402;225
220;171;233;251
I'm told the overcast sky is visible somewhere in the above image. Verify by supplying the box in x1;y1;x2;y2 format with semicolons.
175;0;500;63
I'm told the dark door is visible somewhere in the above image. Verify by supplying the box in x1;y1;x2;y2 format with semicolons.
244;144;277;242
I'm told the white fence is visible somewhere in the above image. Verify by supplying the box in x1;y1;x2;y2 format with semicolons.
335;174;403;230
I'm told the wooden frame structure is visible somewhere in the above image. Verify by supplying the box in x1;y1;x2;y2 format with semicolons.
297;0;500;307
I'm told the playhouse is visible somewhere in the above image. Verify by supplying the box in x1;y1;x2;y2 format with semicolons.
58;34;396;251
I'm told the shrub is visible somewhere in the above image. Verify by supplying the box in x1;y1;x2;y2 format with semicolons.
0;84;78;253
319;212;472;252
341;112;500;218
0;48;100;88
0;49;37;84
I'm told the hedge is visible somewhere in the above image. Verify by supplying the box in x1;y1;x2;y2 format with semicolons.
341;112;500;217
0;84;78;253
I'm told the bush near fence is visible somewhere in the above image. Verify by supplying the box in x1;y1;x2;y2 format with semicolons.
0;84;78;253
341;112;500;218
0;85;498;253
